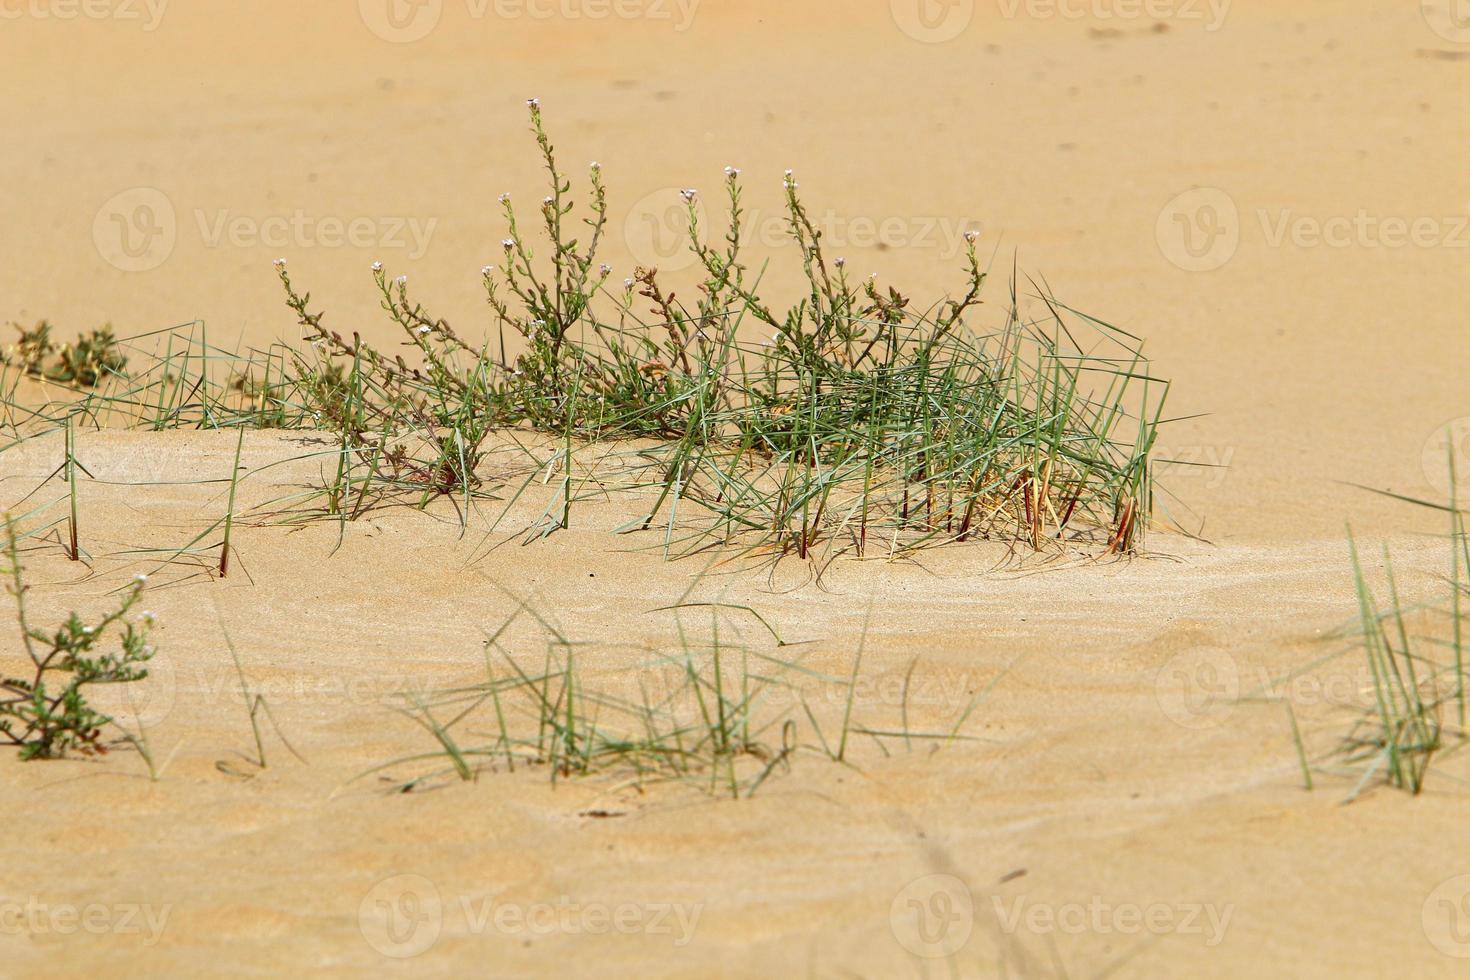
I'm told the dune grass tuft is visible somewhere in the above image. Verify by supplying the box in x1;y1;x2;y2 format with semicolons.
1290;467;1470;799
1;102;1169;567
1336;535;1452;797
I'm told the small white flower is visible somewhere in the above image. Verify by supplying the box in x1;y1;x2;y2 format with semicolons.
543;195;554;206
395;275;408;285
81;626;94;635
589;161;601;171
964;230;979;244
481;265;494;277
502;238;516;249
417;325;431;335
133;573;148;584
499;192;511;204
680;189;698;203
724;166;741;178
137;611;156;626
598;263;611;275
527;97;540;109
624;278;635;288
272;257;287;268
784;169;794;178
371;260;383;272
835;257;846;268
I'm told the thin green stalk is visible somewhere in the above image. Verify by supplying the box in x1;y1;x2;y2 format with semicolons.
219;426;245;578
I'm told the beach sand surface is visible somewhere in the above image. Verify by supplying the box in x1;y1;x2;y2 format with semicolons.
3;1;1470;975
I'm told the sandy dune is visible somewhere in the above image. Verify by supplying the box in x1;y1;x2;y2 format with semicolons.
4;1;1470;976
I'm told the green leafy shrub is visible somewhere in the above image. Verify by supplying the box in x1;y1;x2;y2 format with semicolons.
0;102;1169;561
4;321;127;387
268;101;1167;557
1;517;156;760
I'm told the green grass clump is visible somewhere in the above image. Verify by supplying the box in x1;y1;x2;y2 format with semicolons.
1289;470;1470;799
360;600;1001;799
1336;536;1451;796
273;102;1166;558
0;516;156;760
1;101;1170;564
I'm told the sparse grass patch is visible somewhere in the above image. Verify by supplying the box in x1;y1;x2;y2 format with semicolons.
1288;475;1470;799
358;600;1002;798
1335;535;1455;797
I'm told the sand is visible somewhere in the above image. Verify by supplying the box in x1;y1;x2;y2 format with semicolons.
4;0;1470;975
